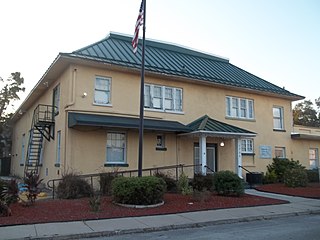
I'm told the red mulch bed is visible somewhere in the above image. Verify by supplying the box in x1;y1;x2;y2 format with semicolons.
0;193;287;226
255;183;320;199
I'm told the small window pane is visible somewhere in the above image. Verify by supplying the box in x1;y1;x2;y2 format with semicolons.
94;91;109;104
144;85;151;107
175;89;182;111
94;77;110;104
106;133;126;163
275;147;286;158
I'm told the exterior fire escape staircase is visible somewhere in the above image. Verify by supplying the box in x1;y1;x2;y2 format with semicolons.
24;104;56;176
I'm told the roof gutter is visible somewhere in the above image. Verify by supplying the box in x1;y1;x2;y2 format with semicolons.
179;130;257;138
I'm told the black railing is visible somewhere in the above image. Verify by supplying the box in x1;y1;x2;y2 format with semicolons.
33;104;57;125
47;164;202;199
239;165;263;188
238;165;253;174
204;165;215;173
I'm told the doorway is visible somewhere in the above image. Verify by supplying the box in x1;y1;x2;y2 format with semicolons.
194;143;217;174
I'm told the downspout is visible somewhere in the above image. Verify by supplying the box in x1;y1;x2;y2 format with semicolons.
65;67;77;109
63;67;77;173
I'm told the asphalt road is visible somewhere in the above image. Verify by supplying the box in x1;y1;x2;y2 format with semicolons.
82;214;320;240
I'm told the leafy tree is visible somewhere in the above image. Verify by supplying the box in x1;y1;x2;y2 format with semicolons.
293;100;319;127
0;72;25;159
315;97;320;120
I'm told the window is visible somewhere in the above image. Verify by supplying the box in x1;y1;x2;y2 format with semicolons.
106;132;126;164
20;134;26;166
94;76;111;105
273;107;284;130
241;139;253;154
275;146;286;158
53;84;60;115
55;131;61;167
156;135;167;150
144;84;183;112
226;96;254;120
309;148;319;169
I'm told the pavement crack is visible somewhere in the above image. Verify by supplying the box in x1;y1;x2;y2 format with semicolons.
33;224;38;237
83;220;95;231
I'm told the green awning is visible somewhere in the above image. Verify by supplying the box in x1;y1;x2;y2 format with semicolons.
291;133;320;141
68;112;191;133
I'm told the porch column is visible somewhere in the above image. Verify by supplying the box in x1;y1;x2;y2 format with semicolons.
235;138;242;178
200;135;207;175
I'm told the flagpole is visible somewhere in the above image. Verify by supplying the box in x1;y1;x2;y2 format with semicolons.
138;0;146;177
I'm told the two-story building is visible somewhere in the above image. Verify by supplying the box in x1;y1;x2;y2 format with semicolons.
10;32;320;182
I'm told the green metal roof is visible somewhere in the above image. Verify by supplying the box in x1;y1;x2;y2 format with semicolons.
68;112;191;133
188;115;256;135
64;32;303;100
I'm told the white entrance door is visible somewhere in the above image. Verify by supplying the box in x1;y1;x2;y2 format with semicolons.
194;143;217;174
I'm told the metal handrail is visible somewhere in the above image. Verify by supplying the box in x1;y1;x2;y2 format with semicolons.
47;164;202;199
238;165;253;174
204;165;215;173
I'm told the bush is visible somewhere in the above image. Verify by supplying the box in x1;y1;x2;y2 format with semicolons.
0;179;19;216
213;171;244;196
154;172;177;192
192;173;215;192
23;172;43;205
263;170;278;184
99;172;117;195
306;169;319;183
284;168;308;188
57;173;93;199
111;176;166;205
267;158;305;183
177;172;193;195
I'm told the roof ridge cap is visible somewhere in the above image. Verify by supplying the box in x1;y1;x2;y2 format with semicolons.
199;115;209;130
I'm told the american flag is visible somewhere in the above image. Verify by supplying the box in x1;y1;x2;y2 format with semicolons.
132;0;144;54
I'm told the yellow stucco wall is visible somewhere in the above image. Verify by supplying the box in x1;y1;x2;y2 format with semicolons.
11;63;320;183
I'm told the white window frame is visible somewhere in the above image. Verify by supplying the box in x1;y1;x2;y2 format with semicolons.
55;131;61;166
20;133;26;165
226;96;254;120
53;84;60;115
273;106;284;130
94;76;111;106
156;135;166;150
275;146;286;159
309;148;319;169
144;84;183;113
241;138;254;154
106;132;127;164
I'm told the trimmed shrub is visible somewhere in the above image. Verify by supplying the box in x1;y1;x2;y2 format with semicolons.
57;173;93;199
177;172;193;195
213;171;244;196
99;172;117;195
284;168;308;188
192;173;215;192
154;172;177;192
263;170;278;184
267;158;305;183
306;169;319;183
111;176;166;205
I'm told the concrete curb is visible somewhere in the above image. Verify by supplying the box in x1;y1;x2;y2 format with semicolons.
22;210;320;240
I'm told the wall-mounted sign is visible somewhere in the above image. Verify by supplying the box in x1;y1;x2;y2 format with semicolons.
259;145;272;159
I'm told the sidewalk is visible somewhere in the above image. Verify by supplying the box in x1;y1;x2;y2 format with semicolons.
1;189;320;240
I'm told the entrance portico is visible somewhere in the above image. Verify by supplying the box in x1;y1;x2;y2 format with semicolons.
182;115;256;177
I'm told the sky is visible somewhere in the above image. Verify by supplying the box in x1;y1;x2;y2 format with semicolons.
1;0;319;111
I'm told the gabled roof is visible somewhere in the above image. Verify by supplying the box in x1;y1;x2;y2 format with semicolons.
187;115;256;137
65;32;303;100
